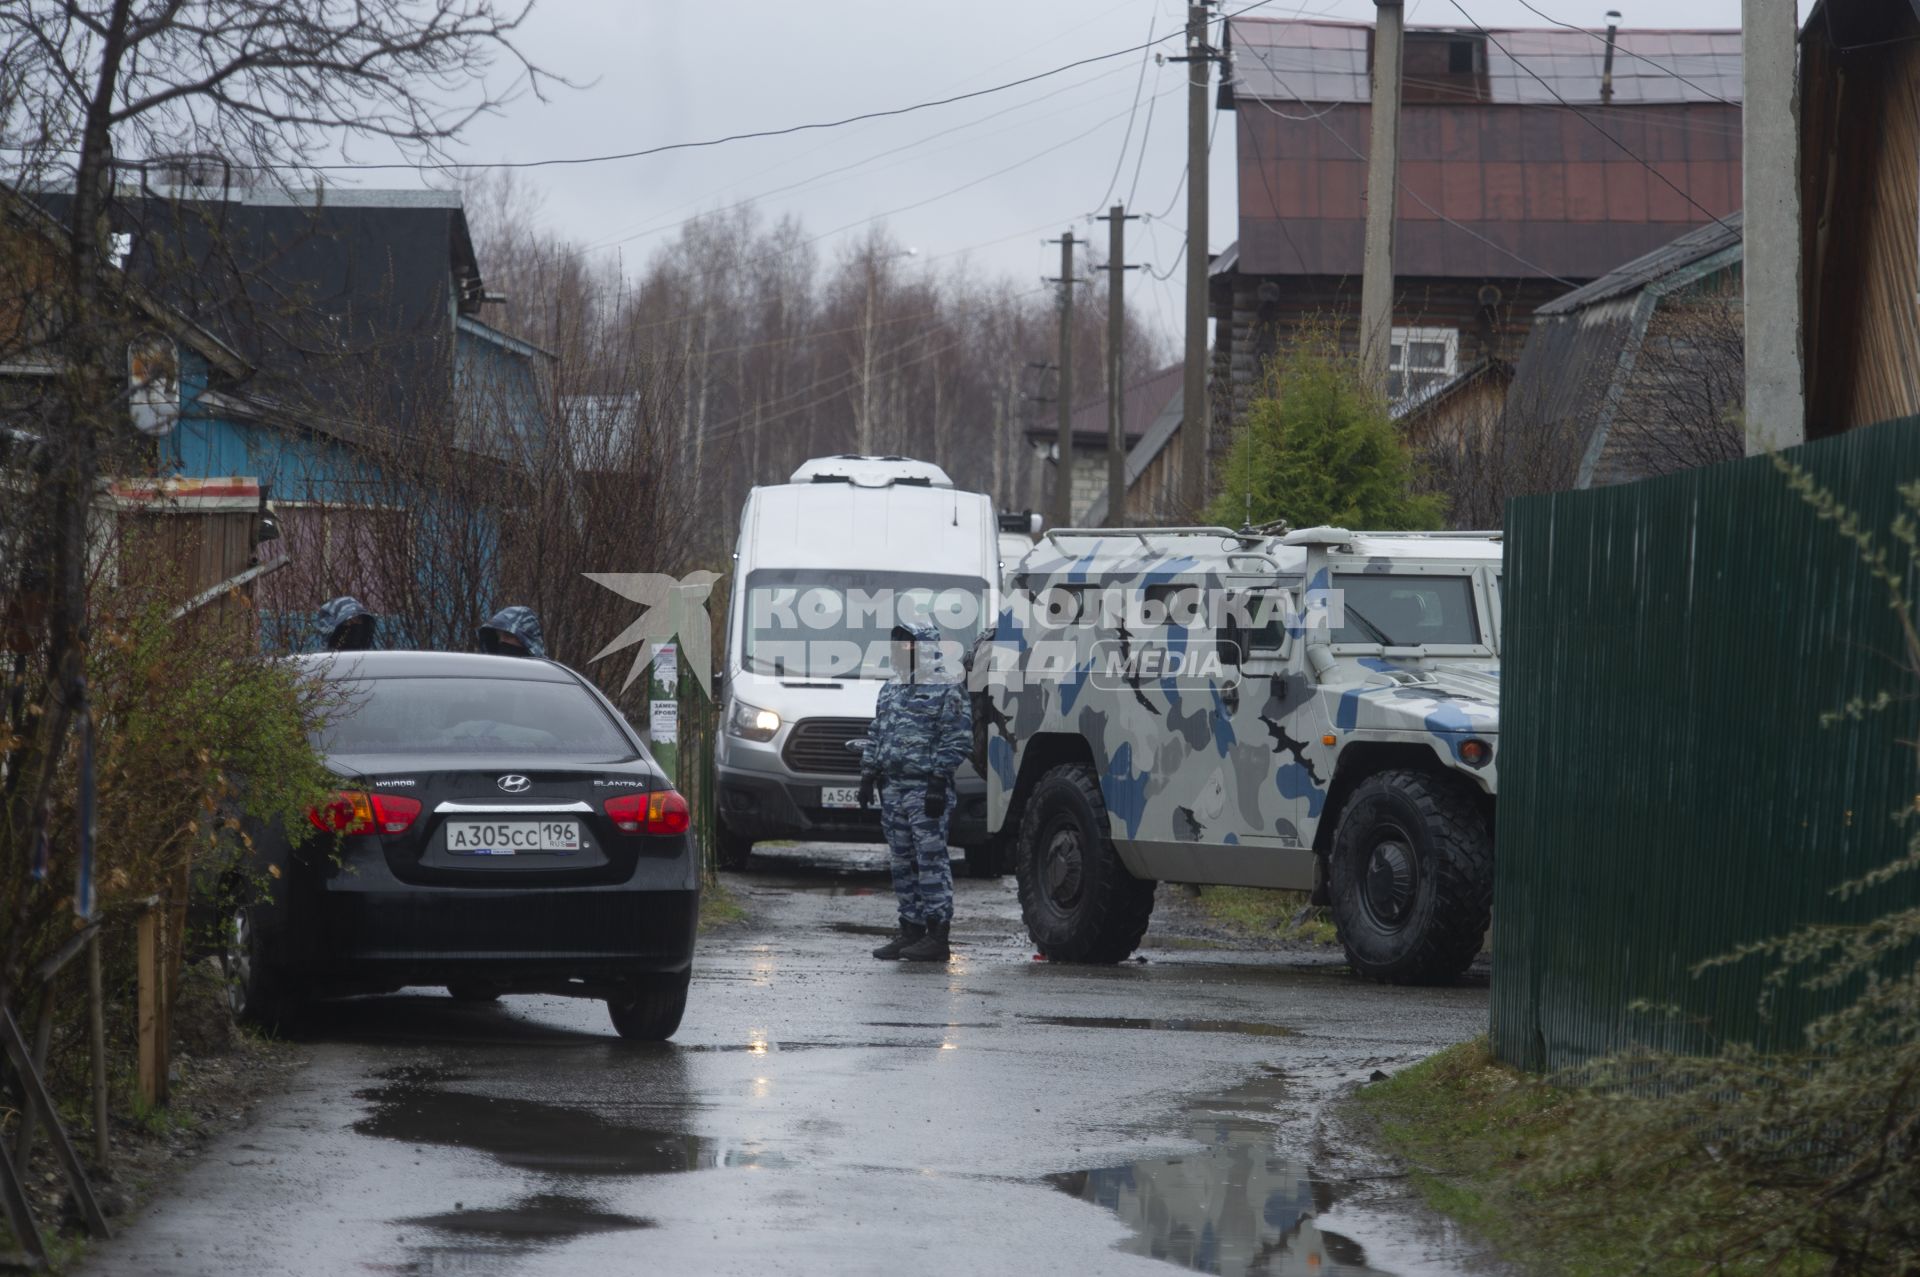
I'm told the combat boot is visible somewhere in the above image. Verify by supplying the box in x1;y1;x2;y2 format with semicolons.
871;921;926;960
898;919;951;962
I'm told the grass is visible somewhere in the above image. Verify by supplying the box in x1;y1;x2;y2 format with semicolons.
1189;886;1340;945
1353;1038;1824;1277
698;878;748;931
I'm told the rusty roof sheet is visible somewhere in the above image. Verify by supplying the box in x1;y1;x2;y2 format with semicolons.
1229;18;1742;107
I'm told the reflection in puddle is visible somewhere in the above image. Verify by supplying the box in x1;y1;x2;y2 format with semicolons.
1023;1014;1295;1038
399;1193;652;1240
355;1069;777;1174
1050;1124;1382;1277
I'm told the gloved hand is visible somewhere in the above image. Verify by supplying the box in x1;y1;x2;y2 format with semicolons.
858;773;877;808
923;781;948;819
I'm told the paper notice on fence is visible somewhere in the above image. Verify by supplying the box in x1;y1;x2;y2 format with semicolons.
650;700;678;744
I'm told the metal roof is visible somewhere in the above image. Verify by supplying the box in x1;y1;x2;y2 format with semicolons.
1535;209;1743;315
1228;18;1742;107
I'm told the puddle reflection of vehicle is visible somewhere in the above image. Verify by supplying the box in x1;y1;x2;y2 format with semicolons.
1049;1123;1384;1276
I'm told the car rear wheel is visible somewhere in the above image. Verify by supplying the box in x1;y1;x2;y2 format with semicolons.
222;905;301;1031
714;821;755;872
607;972;690;1041
1328;768;1493;985
1015;763;1156;963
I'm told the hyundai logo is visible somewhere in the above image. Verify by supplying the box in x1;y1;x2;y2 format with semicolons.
497;774;531;794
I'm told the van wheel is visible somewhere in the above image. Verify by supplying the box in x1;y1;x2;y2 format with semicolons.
1328;769;1493;985
1015;763;1156;963
713;822;755;871
607;972;690;1041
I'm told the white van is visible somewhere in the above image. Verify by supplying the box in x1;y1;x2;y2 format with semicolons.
713;456;1002;874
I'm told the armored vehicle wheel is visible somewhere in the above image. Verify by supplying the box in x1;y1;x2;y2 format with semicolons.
1328;768;1493;985
714;821;755;871
1015;763;1156;963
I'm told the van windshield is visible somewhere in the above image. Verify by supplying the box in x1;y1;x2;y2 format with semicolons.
741;569;989;680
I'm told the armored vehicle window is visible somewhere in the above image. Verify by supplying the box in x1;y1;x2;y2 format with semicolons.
1142;584;1204;627
1331;575;1479;647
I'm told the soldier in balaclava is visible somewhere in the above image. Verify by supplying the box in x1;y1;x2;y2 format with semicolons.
317;596;375;652
476;606;547;658
861;622;972;961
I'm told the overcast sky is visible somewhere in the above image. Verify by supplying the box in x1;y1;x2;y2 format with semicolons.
418;0;1764;340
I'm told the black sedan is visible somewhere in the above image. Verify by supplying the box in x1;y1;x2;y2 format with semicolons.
225;650;697;1040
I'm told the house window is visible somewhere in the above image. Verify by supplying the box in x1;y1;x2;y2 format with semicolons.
1389;326;1459;402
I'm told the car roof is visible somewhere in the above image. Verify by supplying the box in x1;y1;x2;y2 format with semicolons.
288;651;579;683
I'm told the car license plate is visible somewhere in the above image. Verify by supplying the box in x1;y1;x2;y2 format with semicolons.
446;820;581;856
819;786;862;809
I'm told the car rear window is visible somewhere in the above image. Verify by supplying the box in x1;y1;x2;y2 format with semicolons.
316;676;636;757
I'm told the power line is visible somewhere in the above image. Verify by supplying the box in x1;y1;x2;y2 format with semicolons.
1124;59;1163;209
1238;44;1580;286
1508;0;1739;108
1443;0;1736;233
581;56;1147;256
244;0;1285;173
1089;10;1159;215
1241;47;1745;138
572;88;1183;348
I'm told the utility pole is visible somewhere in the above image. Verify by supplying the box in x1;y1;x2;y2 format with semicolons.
1177;2;1215;518
1359;0;1405;394
1052;231;1077;531
1099;204;1142;527
1741;0;1804;453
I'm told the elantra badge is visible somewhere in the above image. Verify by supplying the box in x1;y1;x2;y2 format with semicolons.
497;774;532;793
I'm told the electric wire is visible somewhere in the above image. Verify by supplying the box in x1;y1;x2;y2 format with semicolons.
1509;0;1740;108
1089;10;1159;214
1443;0;1736;232
1238;43;1580;287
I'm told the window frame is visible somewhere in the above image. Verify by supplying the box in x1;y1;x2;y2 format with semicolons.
1388;326;1460;401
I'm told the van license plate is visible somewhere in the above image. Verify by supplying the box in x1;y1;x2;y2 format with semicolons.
819;786;862;809
447;821;580;855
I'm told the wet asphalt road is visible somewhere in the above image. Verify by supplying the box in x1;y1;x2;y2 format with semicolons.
83;846;1493;1277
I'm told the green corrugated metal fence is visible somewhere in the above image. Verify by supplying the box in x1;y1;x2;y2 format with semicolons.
1492;417;1920;1071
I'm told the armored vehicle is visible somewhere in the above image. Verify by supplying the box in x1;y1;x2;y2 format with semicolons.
978;526;1500;984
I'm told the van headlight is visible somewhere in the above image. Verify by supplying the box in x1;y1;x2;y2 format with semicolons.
727;698;781;742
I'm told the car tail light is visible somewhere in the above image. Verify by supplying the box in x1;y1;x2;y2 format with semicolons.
307;791;421;836
604;789;691;836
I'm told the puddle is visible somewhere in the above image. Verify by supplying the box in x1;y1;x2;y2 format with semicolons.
1023;1014;1295;1038
398;1193;652;1240
1049;1123;1383;1276
355;1074;769;1174
863;1020;998;1030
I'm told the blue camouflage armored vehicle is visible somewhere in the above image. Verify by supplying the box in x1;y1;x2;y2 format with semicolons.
977;525;1500;984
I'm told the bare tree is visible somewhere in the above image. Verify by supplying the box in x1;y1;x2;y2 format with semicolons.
0;0;550;1010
